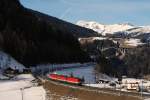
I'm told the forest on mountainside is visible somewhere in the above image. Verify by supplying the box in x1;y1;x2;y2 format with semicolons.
96;45;150;78
0;0;91;66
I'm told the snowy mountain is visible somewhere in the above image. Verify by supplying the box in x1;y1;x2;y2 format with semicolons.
77;20;150;42
77;20;134;36
113;26;150;36
114;26;150;42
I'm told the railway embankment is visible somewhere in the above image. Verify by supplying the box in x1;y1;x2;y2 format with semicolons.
40;77;143;100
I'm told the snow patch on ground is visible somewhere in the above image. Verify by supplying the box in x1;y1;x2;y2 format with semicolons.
0;74;46;100
24;86;46;100
13;74;35;81
84;83;115;89
145;98;150;100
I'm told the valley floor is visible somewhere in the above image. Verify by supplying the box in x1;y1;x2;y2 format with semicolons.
43;79;140;100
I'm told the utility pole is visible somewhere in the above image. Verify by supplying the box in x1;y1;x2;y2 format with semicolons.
49;65;50;73
141;80;143;99
119;83;121;96
42;68;44;78
20;88;24;100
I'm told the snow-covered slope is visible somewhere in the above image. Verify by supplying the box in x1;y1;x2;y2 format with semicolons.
114;26;150;42
77;20;134;36
123;39;145;47
0;51;25;72
118;26;150;36
77;20;150;42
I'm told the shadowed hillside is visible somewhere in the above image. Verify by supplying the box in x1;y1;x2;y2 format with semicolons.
28;9;98;38
0;0;94;66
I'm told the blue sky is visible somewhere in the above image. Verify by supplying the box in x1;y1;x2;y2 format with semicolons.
20;0;150;25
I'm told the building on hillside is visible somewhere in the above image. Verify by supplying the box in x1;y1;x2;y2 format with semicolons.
122;78;141;90
122;78;150;92
139;81;150;92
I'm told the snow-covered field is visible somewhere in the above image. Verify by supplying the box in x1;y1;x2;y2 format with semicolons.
0;74;46;100
145;98;150;100
0;51;46;100
123;38;145;47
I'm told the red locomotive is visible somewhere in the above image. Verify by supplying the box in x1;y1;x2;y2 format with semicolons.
47;73;83;85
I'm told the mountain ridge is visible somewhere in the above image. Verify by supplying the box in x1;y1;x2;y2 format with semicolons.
77;20;134;36
77;20;150;42
28;9;98;38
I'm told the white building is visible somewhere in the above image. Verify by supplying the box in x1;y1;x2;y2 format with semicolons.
122;78;150;91
122;78;140;90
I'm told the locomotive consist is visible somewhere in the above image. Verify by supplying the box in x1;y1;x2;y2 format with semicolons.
47;73;83;85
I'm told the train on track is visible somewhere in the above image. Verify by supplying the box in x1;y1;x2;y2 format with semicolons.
47;73;83;85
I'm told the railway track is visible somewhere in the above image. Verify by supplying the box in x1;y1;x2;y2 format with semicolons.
46;90;80;100
40;76;150;100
